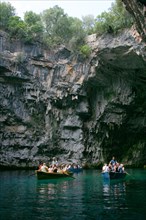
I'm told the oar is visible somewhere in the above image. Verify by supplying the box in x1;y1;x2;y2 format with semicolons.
64;171;75;179
68;175;76;179
125;171;136;180
125;171;131;176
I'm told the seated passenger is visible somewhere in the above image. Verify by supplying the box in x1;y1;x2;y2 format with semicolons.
118;164;124;173
52;157;58;167
116;163;120;172
53;165;58;173
40;163;49;172
38;162;43;170
48;165;54;173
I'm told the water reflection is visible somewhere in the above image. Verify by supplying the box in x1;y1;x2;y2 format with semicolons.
35;177;85;219
102;178;128;219
102;178;110;193
103;179;126;195
36;179;73;200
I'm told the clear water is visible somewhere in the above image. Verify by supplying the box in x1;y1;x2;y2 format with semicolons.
0;169;146;220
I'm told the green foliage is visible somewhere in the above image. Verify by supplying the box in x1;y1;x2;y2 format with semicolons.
80;44;91;58
68;17;86;51
0;0;134;50
95;12;115;35
41;5;72;47
95;0;134;35
8;16;27;39
24;11;41;26
82;15;95;35
0;2;15;29
24;11;44;42
41;6;86;50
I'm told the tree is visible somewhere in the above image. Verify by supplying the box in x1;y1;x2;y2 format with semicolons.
67;17;86;51
82;15;95;35
95;11;115;35
24;11;42;26
41;5;72;47
24;11;43;42
94;0;134;35
8;16;27;39
110;0;134;30
0;2;15;29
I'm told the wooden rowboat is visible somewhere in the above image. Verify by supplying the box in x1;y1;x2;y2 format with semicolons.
109;172;127;180
102;172;126;180
35;170;74;180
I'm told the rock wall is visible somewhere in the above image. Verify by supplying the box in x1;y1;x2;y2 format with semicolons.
0;5;146;168
122;0;146;41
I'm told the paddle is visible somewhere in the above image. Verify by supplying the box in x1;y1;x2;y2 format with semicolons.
125;171;131;176
125;171;136;180
64;171;75;179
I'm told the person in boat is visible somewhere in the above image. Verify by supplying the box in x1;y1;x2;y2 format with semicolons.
53;164;58;173
52;157;59;167
40;163;49;172
109;156;118;171
110;156;117;166
102;163;109;173
38;161;43;170
112;162;125;173
48;165;54;173
118;164;125;173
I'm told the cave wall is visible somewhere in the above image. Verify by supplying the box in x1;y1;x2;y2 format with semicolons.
122;0;146;41
0;8;146;168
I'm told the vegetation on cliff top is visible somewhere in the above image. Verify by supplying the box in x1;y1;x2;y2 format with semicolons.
0;0;133;55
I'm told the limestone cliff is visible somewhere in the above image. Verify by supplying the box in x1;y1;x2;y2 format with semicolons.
122;0;146;41
0;2;146;168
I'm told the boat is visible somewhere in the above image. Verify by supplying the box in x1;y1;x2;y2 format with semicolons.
102;171;126;180
109;172;127;180
35;170;74;180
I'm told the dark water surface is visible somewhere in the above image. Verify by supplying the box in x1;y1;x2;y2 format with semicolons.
0;169;146;220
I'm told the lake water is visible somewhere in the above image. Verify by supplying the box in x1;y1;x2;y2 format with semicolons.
0;169;146;220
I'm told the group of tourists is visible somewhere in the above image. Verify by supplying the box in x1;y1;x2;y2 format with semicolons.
38;157;81;174
102;156;125;173
38;162;69;174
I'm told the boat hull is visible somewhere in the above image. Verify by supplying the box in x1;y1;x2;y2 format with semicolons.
109;172;126;180
102;172;126;180
36;171;73;180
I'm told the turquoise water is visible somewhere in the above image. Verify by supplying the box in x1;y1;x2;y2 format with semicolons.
0;169;146;220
